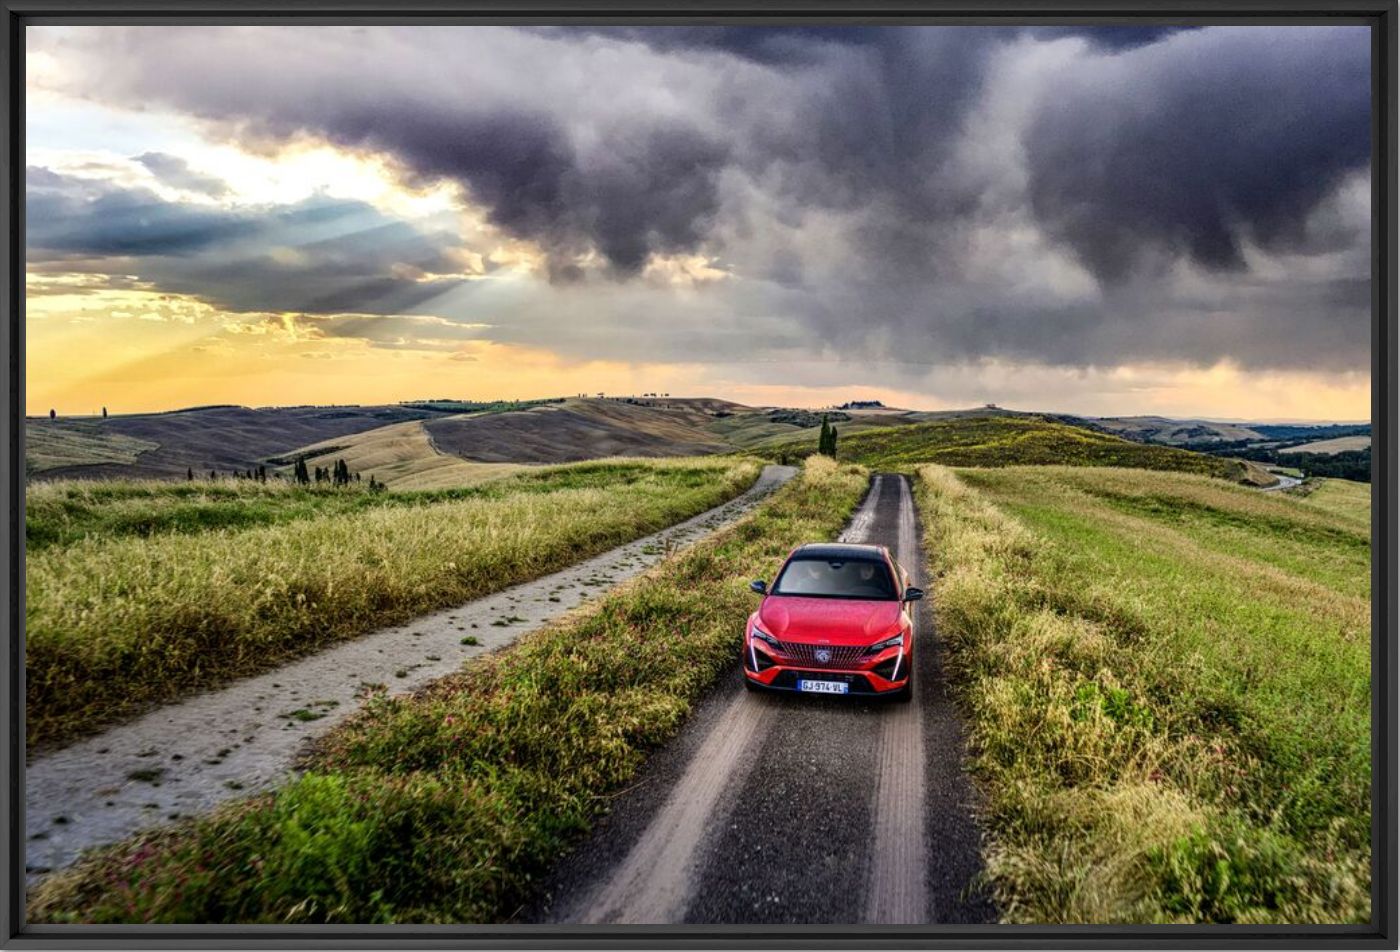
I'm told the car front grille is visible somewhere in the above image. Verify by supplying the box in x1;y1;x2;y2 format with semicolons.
773;641;868;668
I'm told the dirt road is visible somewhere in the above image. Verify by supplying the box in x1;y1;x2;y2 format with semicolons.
533;474;993;925
25;465;798;881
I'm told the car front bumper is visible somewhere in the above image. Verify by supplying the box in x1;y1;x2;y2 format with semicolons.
742;641;909;694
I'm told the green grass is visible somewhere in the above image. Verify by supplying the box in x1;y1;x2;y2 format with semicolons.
26;457;761;750
29;456;870;924
917;465;1370;923
1293;478;1372;531
778;415;1247;481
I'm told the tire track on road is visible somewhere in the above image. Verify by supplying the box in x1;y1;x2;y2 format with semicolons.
864;475;929;923
549;475;888;924
580;691;768;924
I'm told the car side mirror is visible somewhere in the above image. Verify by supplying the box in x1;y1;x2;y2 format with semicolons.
903;587;924;602
750;579;767;595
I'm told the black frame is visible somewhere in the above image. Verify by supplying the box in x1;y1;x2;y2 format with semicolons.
1;2;1395;948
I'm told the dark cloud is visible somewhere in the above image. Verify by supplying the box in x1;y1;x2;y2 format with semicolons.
28;166;255;256
556;24;1194;61
1031;25;1202;50
27;168;468;315
526;25;891;64
26;24;1374;375
135;152;230;197
1024;26;1370;282
318;107;729;277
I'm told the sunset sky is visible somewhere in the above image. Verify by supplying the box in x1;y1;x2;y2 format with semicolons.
26;25;1372;420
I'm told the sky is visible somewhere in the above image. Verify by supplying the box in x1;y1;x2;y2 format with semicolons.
25;24;1373;420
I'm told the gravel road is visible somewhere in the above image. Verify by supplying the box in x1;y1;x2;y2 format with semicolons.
25;464;798;882
532;473;994;925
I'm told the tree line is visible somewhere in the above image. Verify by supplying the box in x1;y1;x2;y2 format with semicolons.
187;458;388;491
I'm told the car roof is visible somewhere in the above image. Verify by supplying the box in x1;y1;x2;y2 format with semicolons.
788;543;887;561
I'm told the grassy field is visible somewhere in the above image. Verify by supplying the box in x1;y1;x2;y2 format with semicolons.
29;456;870;923
275;419;521;490
778;415;1250;481
26;422;157;476
26;457;761;750
917;465;1370;923
1280;436;1371;455
1294;478;1373;530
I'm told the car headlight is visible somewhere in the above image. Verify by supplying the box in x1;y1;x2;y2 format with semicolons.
750;624;780;648
866;632;904;653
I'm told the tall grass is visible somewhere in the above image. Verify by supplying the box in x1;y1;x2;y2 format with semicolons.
27;458;760;749
29;456;869;923
917;465;1370;923
27;458;734;550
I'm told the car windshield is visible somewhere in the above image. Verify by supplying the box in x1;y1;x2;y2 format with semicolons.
771;556;897;600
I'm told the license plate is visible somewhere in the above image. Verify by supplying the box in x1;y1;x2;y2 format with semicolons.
797;679;849;695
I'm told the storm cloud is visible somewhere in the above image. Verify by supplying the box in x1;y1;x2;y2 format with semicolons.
1024;27;1371;281
28;169;469;315
26;23;1373;374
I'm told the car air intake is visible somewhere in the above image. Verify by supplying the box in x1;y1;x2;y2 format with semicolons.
747;646;777;672
872;655;904;681
775;641;866;668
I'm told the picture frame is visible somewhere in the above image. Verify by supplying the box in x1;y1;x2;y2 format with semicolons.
3;2;1395;947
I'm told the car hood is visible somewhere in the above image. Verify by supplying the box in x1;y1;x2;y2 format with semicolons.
757;596;903;645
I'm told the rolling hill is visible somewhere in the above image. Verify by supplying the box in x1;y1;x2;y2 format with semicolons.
422;398;733;464
27;398;1303;488
285;420;523;490
1082;415;1265;445
801;414;1253;481
29;405;433;480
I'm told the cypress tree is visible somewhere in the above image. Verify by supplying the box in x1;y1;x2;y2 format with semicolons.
818;416;831;456
828;425;838;458
187;467;194;481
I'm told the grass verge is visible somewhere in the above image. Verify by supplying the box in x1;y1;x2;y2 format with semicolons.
29;456;868;923
917;465;1370;923
27;457;760;750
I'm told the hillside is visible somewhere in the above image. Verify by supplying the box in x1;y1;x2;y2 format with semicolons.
1085;415;1264;444
707;406;915;450
422;398;732;464
285;420;522;490
26;422;157;477
785;415;1250;481
28;398;1270;488
30;405;433;480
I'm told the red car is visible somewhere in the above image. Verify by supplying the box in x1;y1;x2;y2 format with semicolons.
742;542;922;701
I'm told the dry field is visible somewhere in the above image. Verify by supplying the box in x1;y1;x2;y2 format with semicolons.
918;465;1370;923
